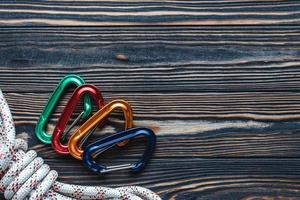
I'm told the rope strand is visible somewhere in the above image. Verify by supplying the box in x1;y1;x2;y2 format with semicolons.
0;90;161;200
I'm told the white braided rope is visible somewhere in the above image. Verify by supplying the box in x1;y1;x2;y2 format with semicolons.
0;90;161;200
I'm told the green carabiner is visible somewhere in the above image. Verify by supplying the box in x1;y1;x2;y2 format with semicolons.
35;75;92;144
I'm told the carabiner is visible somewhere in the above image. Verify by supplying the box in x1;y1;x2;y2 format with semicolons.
52;84;105;155
68;99;133;160
83;127;156;173
35;75;92;144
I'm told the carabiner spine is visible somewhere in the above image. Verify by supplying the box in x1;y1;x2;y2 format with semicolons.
35;75;92;144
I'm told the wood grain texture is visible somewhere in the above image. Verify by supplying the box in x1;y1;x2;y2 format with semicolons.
0;26;300;92
46;157;300;199
5;91;300;157
1;0;300;199
5;92;300;121
0;0;300;26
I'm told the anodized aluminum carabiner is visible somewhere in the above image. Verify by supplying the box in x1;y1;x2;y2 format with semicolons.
68;99;133;160
35;75;92;144
52;84;105;155
83;127;156;173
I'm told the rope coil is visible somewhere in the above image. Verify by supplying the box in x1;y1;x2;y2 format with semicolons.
0;90;161;200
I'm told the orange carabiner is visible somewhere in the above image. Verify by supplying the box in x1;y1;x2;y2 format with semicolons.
68;100;133;160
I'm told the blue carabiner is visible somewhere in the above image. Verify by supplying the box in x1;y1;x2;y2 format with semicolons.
83;127;156;173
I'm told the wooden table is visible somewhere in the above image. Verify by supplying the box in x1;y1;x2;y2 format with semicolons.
1;1;300;199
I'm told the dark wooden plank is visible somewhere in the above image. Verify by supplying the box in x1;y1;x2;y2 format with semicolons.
6;92;300;121
0;0;299;26
15;121;300;198
6;92;300;158
37;157;300;199
0;26;300;92
17;121;300;158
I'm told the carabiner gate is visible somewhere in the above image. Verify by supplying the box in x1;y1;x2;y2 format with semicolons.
83;127;156;173
52;84;105;155
68;99;133;160
35;75;92;144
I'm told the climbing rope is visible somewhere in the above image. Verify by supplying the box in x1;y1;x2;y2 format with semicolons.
0;90;161;200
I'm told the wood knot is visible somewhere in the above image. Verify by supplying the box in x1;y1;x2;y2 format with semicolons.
115;54;129;61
